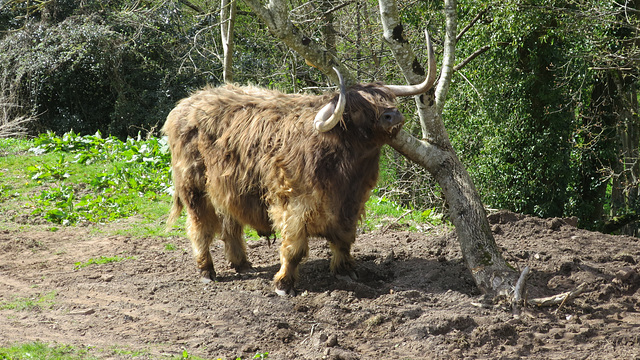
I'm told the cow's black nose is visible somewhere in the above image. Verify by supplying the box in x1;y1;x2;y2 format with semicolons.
381;109;404;128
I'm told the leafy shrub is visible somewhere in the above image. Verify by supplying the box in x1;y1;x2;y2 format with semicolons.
0;1;208;139
26;131;171;225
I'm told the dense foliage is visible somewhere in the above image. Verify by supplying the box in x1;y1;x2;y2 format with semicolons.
443;1;639;233
27;131;172;225
1;0;639;233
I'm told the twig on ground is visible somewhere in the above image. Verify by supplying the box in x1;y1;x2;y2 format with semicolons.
528;282;588;308
381;209;413;234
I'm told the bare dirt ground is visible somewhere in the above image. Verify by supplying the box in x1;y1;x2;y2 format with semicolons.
1;211;640;359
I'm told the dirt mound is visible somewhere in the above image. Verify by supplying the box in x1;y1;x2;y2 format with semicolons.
1;212;640;359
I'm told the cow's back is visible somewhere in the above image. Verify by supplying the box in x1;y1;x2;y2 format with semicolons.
163;84;335;233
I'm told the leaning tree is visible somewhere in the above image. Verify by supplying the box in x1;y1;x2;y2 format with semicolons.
240;0;519;299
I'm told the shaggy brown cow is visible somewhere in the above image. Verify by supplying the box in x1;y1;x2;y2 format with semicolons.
163;32;436;295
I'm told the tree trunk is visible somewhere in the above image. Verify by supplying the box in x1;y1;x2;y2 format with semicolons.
243;0;518;298
380;0;517;296
221;0;237;83
391;129;516;295
611;70;640;236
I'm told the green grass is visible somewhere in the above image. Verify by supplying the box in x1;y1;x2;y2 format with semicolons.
0;342;266;360
0;342;97;360
0;291;57;311
363;194;447;232
0;137;31;153
0;131;176;233
73;255;136;269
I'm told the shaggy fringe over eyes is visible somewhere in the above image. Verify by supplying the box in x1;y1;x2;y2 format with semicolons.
344;84;397;126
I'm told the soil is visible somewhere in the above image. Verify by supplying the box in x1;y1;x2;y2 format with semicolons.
1;211;640;359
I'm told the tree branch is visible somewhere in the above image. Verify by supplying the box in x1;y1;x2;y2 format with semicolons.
435;0;457;115
243;0;356;85
178;0;204;14
453;44;490;72
456;6;490;42
221;0;237;82
378;0;450;145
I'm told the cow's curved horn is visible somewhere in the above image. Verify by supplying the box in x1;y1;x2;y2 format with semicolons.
385;30;437;97
314;67;346;133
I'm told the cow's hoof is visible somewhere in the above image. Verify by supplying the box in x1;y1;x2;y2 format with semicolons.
200;269;216;283
231;260;255;273
275;286;297;297
274;280;297;296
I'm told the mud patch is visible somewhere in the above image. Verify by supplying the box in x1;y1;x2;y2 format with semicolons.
1;212;640;359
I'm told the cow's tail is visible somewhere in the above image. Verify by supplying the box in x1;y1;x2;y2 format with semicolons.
166;193;184;231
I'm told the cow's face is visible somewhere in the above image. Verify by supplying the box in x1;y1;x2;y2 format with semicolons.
343;85;405;143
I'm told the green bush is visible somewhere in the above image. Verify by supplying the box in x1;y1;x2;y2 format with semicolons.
0;1;208;139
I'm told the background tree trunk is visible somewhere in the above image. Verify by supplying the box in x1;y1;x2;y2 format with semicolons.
611;71;640;236
221;0;237;83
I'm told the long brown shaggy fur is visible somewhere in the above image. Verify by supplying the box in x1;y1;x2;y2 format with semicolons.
162;82;404;293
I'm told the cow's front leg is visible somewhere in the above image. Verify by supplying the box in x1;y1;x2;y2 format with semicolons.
273;234;309;296
329;239;358;281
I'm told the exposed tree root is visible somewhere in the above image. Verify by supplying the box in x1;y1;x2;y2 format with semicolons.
512;266;530;317
472;266;588;315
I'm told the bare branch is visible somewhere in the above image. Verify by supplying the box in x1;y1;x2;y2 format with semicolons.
513;266;530;302
322;1;354;16
0;113;35;138
456;6;490;42
453;44;491;72
528;283;588;308
511;266;530;317
243;0;355;85
178;0;204;14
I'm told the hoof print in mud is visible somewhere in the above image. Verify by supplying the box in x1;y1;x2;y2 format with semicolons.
334;271;359;283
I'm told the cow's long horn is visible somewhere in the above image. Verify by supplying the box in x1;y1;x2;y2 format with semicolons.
385;30;437;97
314;67;346;133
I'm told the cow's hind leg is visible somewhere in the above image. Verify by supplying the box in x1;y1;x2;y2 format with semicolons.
185;194;221;283
221;216;252;272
